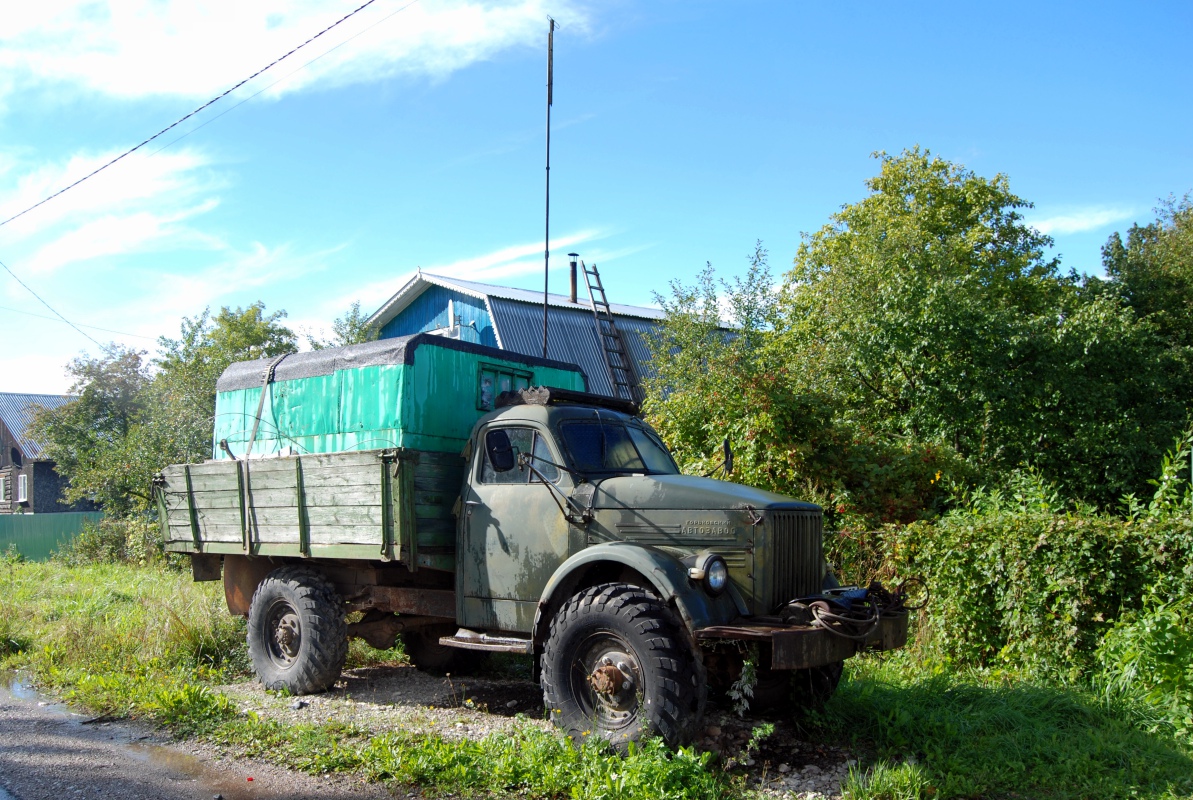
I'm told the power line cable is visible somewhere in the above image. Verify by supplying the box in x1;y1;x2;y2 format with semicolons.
0;258;101;346
0;301;155;340
145;0;422;158
0;0;419;350
0;0;392;231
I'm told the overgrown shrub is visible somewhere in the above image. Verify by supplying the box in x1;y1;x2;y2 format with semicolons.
58;515;163;565
888;510;1185;678
1097;595;1193;741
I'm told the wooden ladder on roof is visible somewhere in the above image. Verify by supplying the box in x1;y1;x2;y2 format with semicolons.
581;261;644;407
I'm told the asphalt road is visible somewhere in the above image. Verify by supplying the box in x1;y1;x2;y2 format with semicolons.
0;676;394;800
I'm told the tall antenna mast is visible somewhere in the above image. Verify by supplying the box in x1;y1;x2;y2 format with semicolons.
542;17;555;358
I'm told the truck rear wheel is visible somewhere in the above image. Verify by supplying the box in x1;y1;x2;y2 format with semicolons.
247;566;347;694
401;624;489;675
541;583;702;750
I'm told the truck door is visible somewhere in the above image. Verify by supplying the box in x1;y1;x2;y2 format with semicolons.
460;425;571;633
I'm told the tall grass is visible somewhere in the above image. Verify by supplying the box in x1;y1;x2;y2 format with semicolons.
824;653;1193;800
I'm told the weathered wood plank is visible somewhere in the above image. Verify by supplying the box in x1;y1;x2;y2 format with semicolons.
416;529;455;548
413;503;453;520
246;506;304;529
308;525;384;545
194;506;245;525
305;505;385;527
185;472;247;492
193;521;243;542
414;489;457;507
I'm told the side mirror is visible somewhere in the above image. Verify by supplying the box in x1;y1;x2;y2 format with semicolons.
723;437;733;475
485;429;516;473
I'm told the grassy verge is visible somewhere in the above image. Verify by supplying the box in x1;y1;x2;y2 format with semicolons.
1;559;1190;799
0;559;737;799
828;654;1193;800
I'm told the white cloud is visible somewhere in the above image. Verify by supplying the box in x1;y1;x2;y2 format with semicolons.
0;149;218;239
1028;206;1135;236
0;352;75;395
345;228;605;313
0;0;588;103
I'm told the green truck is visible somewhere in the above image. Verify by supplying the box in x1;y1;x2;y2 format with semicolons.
156;333;909;747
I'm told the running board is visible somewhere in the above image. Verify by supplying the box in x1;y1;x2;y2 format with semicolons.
438;629;533;654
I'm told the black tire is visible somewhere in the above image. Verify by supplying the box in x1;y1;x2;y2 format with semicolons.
541;583;703;750
750;661;844;713
791;660;844;709
247;566;347;694
401;624;489;675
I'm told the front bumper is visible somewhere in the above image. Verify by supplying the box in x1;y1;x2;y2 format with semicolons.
695;610;909;670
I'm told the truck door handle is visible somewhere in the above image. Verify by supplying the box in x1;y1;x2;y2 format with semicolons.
464;500;481;506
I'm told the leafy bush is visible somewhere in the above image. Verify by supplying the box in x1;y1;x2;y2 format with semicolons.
888;510;1192;679
58;515;164;566
1097;594;1193;741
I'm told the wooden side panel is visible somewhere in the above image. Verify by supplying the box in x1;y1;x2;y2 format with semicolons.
412;453;465;559
161;449;457;563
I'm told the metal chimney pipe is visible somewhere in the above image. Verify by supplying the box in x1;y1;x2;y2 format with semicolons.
568;253;579;303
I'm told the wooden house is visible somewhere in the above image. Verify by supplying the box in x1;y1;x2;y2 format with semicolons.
0;393;96;514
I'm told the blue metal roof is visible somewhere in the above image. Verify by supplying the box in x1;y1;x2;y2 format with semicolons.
488;298;657;397
0;393;73;459
368;272;664;399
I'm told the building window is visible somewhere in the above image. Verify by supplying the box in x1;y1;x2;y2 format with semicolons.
17;474;27;503
0;476;7;501
477;364;532;411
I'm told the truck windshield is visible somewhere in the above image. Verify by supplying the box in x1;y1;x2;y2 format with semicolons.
558;420;679;475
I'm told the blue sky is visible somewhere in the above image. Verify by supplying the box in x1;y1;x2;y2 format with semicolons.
1;0;1190;393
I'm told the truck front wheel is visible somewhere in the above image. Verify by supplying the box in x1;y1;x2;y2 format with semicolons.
541;583;702;750
751;660;844;712
247;566;347;694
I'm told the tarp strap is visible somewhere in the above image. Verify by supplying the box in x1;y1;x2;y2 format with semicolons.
244;354;289;458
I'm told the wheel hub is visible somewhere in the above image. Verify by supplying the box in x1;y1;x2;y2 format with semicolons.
267;604;302;666
574;639;642;727
588;663;626;695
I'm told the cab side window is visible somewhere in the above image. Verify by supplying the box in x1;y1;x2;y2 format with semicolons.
480;427;560;484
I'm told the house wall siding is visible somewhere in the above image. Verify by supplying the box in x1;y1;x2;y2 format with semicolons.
0;410;96;514
32;461;95;513
377;286;498;348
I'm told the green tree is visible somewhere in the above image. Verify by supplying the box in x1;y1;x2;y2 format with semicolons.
777;148;1184;507
645;244;960;534
28;345;151;513
648;149;1189;523
1099;194;1193;348
30;303;297;513
781;147;1065;458
307;301;378;350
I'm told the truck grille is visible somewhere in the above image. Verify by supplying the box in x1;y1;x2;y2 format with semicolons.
770;511;823;610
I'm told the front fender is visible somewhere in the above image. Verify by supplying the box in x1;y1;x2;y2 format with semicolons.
531;542;747;651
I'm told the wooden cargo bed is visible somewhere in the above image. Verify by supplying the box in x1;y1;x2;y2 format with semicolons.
156;448;465;571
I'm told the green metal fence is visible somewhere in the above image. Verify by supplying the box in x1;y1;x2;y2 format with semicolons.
0;513;103;561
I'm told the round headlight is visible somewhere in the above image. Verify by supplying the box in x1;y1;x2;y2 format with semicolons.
705;557;728;595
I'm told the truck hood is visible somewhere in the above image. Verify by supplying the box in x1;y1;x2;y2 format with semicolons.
585;474;820;512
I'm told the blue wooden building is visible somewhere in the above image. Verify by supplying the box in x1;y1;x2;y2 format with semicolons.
366;271;663;398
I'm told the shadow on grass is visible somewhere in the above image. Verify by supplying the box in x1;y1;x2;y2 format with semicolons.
818;663;1193;800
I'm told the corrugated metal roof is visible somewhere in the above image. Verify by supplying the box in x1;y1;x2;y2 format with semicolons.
0;393;73;459
367;270;665;332
488;299;658;398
